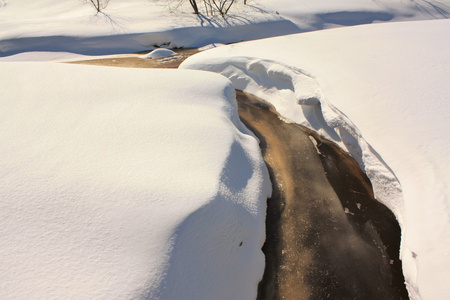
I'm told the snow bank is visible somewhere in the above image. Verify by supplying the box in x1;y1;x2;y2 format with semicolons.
260;0;450;31
0;62;271;299
0;20;300;58
182;55;402;216
2;0;450;58
199;43;226;51
180;19;450;299
0;0;299;57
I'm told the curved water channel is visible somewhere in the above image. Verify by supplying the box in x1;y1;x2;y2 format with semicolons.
237;91;408;300
69;54;409;299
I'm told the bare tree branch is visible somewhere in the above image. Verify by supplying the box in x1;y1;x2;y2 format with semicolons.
87;0;110;14
185;0;239;16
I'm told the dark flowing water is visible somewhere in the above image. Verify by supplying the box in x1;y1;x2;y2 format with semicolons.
236;90;408;300
68;53;409;299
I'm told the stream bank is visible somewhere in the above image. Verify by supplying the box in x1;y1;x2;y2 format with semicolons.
236;90;408;300
66;54;409;299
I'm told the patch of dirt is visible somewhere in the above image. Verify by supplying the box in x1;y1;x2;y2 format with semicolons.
67;48;199;69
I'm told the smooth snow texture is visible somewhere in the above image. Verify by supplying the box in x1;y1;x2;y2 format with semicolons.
3;0;450;58
141;48;177;59
181;19;450;300
199;43;225;51
0;51;95;62
259;0;450;30
0;62;271;299
3;0;450;299
0;0;299;57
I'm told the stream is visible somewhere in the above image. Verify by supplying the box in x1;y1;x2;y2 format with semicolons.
67;54;409;299
236;90;408;300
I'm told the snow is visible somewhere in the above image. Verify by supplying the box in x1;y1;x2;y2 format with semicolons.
0;62;271;299
2;0;450;299
199;43;226;51
0;0;299;57
141;48;177;59
180;19;450;299
258;0;450;31
0;51;95;62
3;0;450;59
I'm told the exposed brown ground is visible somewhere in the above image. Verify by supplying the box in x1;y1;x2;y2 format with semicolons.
67;48;199;69
67;53;408;299
237;91;408;300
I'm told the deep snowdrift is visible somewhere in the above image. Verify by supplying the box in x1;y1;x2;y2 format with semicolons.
0;62;271;299
180;19;450;299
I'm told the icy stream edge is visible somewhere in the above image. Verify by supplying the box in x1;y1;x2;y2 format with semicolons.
180;56;419;299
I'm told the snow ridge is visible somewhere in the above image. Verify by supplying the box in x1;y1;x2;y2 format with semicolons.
181;56;403;221
180;57;411;295
0;62;271;299
0;21;299;57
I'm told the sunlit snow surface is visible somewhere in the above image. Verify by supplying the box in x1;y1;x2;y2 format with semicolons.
0;0;298;57
258;0;450;30
2;0;450;58
141;48;177;59
2;0;450;299
181;19;450;299
0;63;271;299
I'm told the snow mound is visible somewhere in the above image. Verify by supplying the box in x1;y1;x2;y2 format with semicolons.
180;19;450;299
141;48;177;59
0;62;271;299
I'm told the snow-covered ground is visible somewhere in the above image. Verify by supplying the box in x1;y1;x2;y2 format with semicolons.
258;0;450;31
0;62;270;299
2;0;450;299
2;0;450;58
180;19;450;299
0;0;298;57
